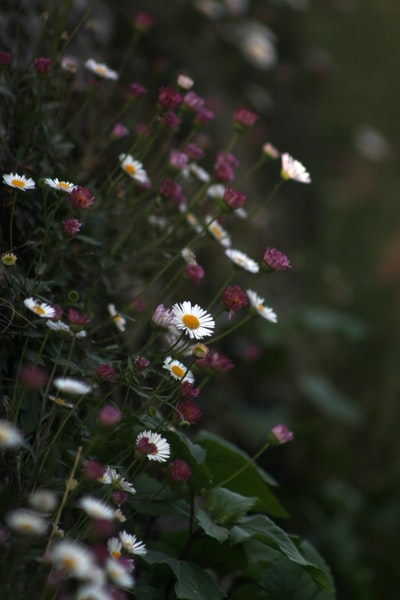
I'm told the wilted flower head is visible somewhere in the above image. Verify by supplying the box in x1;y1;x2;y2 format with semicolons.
34;57;52;75
233;107;259;131
158;86;182;111
62;218;82;235
263;247;291;271
177;399;202;425
269;424;295;445
281;152;311;184
96;364;116;382
152;304;174;328
183;91;205;111
196;348;235;373
213;151;239;182
169;459;192;482
71;186;95;209
223;187;247;211
222;285;248;319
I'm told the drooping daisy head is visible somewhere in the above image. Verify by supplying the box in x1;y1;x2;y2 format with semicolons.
107;304;126;332
246;289;278;323
53;377;92;395
0;419;23;449
119;530;147;556
43;177;76;193
24;297;56;319
205;216;231;247
281;152;311;184
225;248;260;273
98;467;136;495
171;301;215;340
136;430;171;462
119;153;148;184
2;173;36;191
85;58;118;80
163;356;195;384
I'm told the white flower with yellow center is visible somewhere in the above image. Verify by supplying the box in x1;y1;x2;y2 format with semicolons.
136;430;171;462
24;297;56;318
205;216;231;247
119;153;148;184
98;467;136;495
6;509;47;535
50;540;96;579
0;419;23;449
48;394;75;409
225;248;259;273
105;558;134;589
53;377;91;395
247;289;278;323
281;152;311;184
3;172;36;191
85;58;118;80
43;177;76;193
186;212;203;234
171;301;215;340
163;356;195;384
107;537;122;560
108;303;127;332
119;530;147;556
78;496;115;520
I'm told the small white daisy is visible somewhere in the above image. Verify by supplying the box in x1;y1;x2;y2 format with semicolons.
46;320;87;338
119;531;147;556
3;173;36;191
6;509;47;535
107;537;122;559
247;289;278;323
98;467;136;495
225;248;260;273
108;303;126;332
48;395;75;409
114;508;127;523
24;297;56;318
43;177;76;193
207;184;226;199
28;489;58;513
163;356;195;384
119;154;148;184
186;212;203;234
50;540;96;579
78;496;115;520
205;216;231;247
136;430;171;462
53;377;92;395
171;301;215;340
105;557;134;589
281;152;311;184
85;58;118;80
0;419;23;449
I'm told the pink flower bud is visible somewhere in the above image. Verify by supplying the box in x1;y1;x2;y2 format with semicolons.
98;405;122;426
269;424;294;445
170;459;192;482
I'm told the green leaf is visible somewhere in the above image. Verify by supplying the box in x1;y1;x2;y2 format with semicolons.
144;550;226;600
205;487;257;525
135;586;165;600
298;373;361;424
294;306;366;340
196;431;287;517
196;508;230;542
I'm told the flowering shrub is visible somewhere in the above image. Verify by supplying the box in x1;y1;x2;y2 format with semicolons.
0;3;334;599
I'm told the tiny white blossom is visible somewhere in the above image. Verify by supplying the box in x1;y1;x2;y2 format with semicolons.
53;377;91;395
85;58;118;80
3;173;35;191
281;152;311;184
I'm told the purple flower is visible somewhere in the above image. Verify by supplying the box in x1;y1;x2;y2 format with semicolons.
263;247;291;271
34;57;52;76
62;218;82;235
269;424;294;445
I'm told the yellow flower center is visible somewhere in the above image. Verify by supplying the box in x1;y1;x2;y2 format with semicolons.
125;164;136;175
112;550;121;559
182;314;200;330
61;557;77;571
209;223;223;239
33;305;46;315
58;181;72;190
258;303;264;311
172;365;185;379
95;65;108;76
11;178;26;188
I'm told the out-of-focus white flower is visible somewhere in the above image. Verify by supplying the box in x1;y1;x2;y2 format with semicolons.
85;59;118;80
6;509;47;535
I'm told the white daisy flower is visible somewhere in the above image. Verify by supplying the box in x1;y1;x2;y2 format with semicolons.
247;289;278;323
205;216;231;247
24;297;56;318
108;303;126;332
77;585;112;600
43;178;76;193
119;153;148;184
107;537;122;559
0;419;23;449
28;489;58;513
48;394;75;409
181;163;210;182
136;430;171;462
163;356;195;384
46;320;87;338
114;508;127;523
53;377;92;395
105;558;134;589
50;540;96;579
6;509;47;535
98;467;136;495
78;496;115;520
3;173;36;191
171;301;215;340
207;184;225;199
225;248;260;273
85;58;118;80
119;530;147;556
186;212;203;233
281;152;311;184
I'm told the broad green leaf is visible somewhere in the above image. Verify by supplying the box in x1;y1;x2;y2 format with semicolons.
298;373;361;424
196;508;230;542
205;487;257;525
135;585;165;600
144;550;226;600
196;431;287;517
